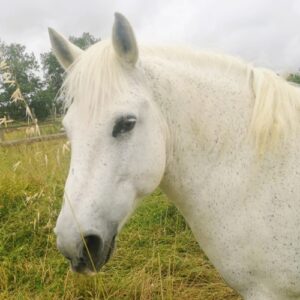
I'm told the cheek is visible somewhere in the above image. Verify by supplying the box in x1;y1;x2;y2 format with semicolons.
108;182;137;220
132;135;166;196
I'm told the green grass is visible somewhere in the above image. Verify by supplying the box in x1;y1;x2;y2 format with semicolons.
0;139;241;299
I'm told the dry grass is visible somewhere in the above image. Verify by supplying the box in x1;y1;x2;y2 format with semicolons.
0;50;41;139
0;139;241;300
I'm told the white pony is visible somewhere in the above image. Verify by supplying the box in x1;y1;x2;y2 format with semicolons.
49;13;300;300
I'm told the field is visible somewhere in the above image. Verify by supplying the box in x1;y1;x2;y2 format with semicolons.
0;130;241;299
0;121;62;142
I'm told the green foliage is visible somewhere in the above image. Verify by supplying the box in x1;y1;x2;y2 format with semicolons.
70;32;101;50
287;73;300;85
30;89;56;120
0;41;42;120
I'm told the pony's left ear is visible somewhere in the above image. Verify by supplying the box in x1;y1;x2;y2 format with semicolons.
112;12;138;66
48;28;83;70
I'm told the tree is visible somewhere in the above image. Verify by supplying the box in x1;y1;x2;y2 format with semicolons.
0;32;100;121
69;32;100;50
0;41;42;120
40;50;64;114
287;73;300;85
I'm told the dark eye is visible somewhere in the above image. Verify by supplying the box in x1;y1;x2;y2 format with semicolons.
112;115;137;137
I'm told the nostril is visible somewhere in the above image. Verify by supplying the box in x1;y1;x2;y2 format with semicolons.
82;234;102;267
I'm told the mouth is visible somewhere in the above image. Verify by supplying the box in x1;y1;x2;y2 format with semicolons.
70;257;97;275
104;234;116;265
70;234;117;274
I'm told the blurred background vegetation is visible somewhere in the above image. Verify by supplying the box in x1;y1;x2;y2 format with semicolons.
0;33;100;121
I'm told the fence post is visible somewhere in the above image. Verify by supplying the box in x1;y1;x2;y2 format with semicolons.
0;129;4;142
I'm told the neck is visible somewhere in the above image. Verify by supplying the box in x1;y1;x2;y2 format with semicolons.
141;47;254;229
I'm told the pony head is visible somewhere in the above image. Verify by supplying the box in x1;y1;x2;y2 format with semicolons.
49;13;168;273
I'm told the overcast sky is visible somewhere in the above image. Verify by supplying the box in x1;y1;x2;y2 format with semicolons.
1;0;300;72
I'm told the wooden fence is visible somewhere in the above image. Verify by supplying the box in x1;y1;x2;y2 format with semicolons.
0;120;65;146
0;132;66;147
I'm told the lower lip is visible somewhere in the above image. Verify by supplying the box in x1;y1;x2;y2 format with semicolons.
71;264;97;276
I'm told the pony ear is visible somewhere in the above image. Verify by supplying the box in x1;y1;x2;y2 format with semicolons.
112;12;138;66
48;28;83;70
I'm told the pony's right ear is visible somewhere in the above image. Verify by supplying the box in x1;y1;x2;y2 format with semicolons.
112;13;138;66
48;28;83;70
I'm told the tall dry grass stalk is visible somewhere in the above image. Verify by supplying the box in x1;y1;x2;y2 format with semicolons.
0;50;40;135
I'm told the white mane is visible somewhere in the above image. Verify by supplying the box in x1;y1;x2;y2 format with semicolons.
250;68;300;153
60;40;129;118
60;39;300;152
